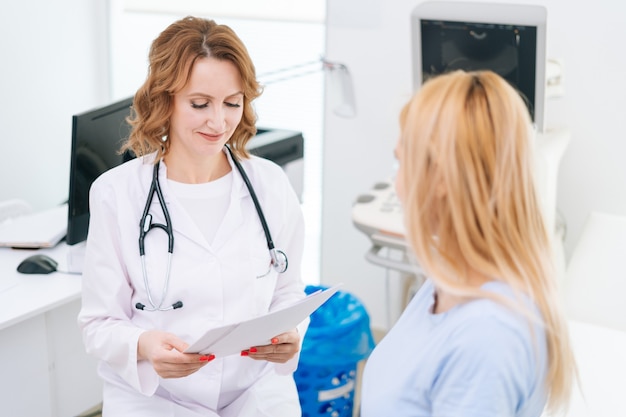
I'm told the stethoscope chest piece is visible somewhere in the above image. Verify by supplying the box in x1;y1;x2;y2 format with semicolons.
271;248;288;273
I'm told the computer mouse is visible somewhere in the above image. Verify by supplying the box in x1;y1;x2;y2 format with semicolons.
17;254;59;274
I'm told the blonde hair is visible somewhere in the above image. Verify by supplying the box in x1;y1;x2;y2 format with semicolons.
122;16;262;161
398;70;575;413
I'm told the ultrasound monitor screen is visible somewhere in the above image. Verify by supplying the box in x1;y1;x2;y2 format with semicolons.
419;19;537;122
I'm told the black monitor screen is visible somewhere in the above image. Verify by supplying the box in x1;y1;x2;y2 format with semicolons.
66;97;134;245
419;19;537;122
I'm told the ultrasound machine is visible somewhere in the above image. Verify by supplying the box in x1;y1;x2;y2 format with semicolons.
352;1;570;312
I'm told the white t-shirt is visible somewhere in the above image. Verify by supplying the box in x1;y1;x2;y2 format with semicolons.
167;172;232;245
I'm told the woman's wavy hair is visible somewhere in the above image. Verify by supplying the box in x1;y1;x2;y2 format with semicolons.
398;70;575;414
122;16;262;161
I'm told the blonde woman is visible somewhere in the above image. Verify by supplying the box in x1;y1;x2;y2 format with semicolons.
360;70;575;416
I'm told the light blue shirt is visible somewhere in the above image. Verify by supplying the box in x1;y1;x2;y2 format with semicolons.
361;279;548;417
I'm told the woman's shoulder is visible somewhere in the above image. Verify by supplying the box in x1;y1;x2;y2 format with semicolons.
468;281;539;324
239;155;294;193
92;154;154;188
449;282;546;356
241;154;286;176
89;155;155;204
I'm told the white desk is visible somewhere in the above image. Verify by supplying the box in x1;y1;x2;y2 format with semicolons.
0;243;102;417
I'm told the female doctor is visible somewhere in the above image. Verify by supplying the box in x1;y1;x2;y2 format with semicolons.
77;16;308;417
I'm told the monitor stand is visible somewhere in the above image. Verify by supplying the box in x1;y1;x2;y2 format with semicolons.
67;241;86;274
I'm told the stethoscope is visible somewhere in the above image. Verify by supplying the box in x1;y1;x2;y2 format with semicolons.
135;145;288;312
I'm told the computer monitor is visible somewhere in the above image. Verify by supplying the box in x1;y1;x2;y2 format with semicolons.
411;1;547;132
66;97;134;245
66;97;305;246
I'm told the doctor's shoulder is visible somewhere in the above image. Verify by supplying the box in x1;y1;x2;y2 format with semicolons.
243;155;293;194
90;154;153;198
241;155;300;206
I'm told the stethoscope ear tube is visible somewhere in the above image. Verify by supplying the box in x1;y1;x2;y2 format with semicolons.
225;145;288;273
137;252;181;311
139;162;174;256
135;301;183;311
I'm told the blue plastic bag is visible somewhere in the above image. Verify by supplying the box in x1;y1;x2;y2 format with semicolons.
300;285;375;366
295;285;375;416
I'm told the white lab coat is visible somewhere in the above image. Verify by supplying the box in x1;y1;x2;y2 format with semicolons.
77;150;308;416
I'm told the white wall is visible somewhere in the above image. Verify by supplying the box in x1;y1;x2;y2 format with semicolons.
321;0;626;330
0;0;111;211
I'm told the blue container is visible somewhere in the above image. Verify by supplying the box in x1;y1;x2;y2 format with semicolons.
295;285;375;417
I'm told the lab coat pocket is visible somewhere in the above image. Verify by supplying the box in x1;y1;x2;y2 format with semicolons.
250;252;278;315
254;255;273;279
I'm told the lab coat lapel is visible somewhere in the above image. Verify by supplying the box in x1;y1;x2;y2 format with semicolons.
156;161;213;252
210;151;246;250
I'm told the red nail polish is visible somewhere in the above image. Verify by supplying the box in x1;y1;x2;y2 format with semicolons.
271;338;279;344
241;351;249;356
199;355;210;362
207;354;215;362
250;347;257;353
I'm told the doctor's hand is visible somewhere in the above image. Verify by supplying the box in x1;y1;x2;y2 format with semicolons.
241;329;300;364
138;330;215;378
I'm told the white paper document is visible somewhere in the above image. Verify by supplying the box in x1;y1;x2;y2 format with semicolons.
185;284;342;357
0;204;67;248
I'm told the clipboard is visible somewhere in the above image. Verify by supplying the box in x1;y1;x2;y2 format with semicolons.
185;284;342;356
